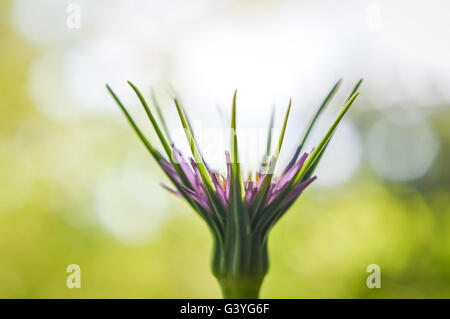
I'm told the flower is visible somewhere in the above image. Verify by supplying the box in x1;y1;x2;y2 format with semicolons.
106;78;361;298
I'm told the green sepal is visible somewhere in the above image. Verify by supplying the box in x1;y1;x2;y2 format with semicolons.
285;79;342;171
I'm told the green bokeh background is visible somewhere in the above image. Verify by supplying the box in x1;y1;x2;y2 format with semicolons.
1;0;449;298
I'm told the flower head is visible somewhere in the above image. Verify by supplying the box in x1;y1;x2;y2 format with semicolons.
107;79;361;298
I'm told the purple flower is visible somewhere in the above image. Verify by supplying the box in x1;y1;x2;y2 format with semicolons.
159;147;316;221
107;78;361;298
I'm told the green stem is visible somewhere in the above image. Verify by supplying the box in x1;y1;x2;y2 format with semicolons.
212;235;269;299
218;277;264;299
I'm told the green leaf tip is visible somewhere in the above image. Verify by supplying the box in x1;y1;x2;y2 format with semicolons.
260;105;275;169
293;91;360;184
127;81;173;159
173;97;215;191
151;88;173;144
106;83;162;162
285;78;342;171
347;78;363;102
230;89;240;165
274;98;292;159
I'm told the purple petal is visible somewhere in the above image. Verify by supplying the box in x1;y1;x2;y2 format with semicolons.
212;173;227;207
160;183;182;197
276;152;309;191
225;151;231;200
159;159;183;185
189;157;206;195
282;176;317;206
181;185;210;211
266;175;316;208
245;180;254;203
172;145;197;187
253;172;266;194
264;182;277;206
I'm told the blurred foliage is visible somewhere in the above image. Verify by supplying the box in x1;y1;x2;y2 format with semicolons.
1;0;450;298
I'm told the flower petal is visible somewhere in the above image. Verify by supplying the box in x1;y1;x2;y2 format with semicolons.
172;145;197;187
276;152;309;191
212;173;227;208
160;183;182;197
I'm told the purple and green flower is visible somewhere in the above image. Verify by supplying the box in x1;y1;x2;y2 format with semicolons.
107;78;362;298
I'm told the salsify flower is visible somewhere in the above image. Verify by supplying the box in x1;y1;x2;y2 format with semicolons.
106;78;362;298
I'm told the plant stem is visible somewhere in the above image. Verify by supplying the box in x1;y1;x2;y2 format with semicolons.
212;236;269;299
218;277;264;299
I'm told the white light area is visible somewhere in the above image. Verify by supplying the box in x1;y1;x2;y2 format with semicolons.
62;37;158;113
13;0;213;120
358;0;450;107
12;0;68;46
28;41;157;120
95;159;170;244
169;3;356;176
10;0;450;186
80;0;212;41
376;0;450;70
12;0;212;46
12;0;450;117
171;4;353;131
367;115;440;182
28;52;81;121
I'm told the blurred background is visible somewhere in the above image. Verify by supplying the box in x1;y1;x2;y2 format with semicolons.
1;0;450;298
